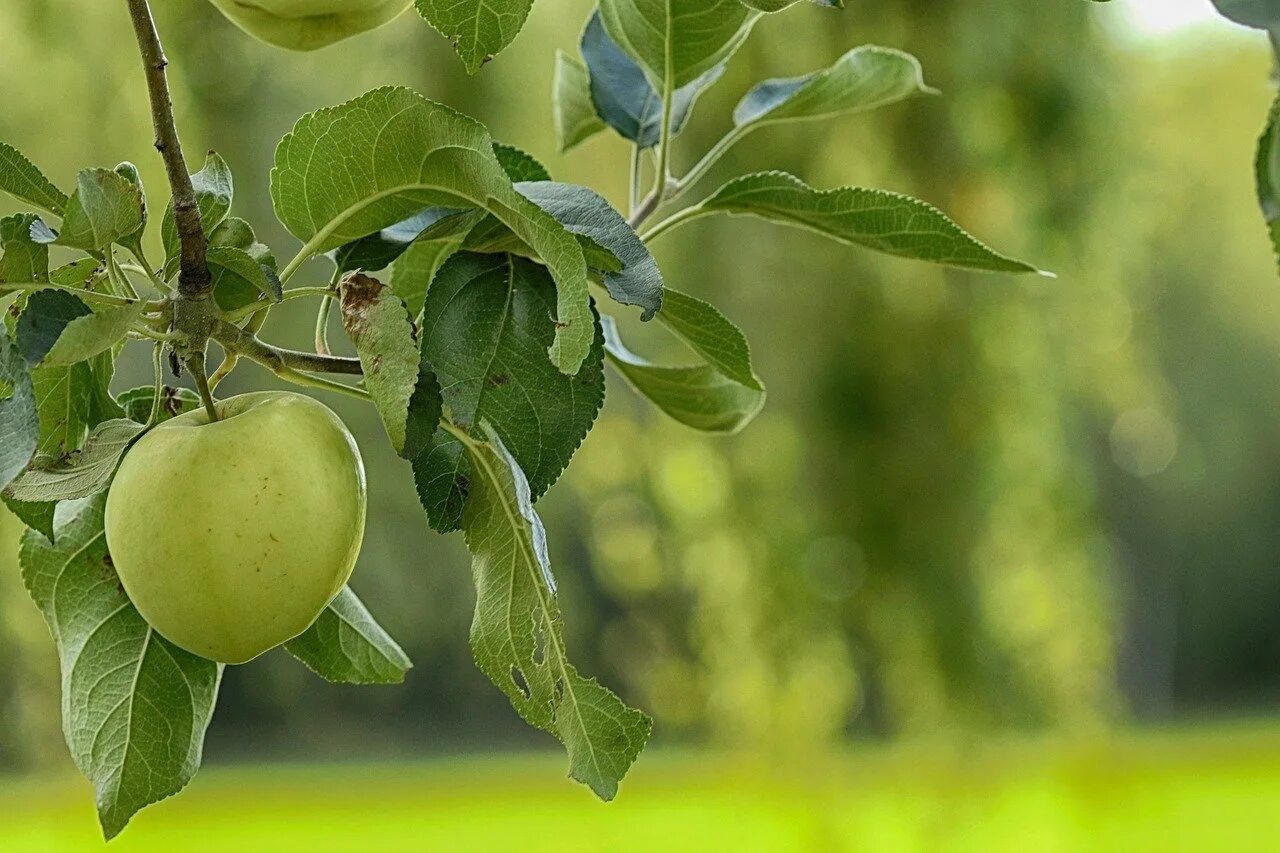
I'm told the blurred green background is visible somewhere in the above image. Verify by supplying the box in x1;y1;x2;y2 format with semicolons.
3;0;1280;849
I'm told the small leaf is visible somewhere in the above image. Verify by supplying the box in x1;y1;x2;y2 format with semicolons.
1255;92;1280;273
493;143;551;183
6;419;145;503
658;288;762;391
2;492;56;542
50;258;104;287
271;86;594;374
695;171;1046;274
0;326;39;490
0;213;50;283
113;161;149;247
602;316;764;433
733;45;936;127
16;289;93;365
0;141;67;215
209;216;276;268
163;152;234;279
20;496;222;840
339;273;427;456
116;385;202;425
598;0;757;91
554;50;606;153
517;180;663;320
285;587;413;684
43;301;146;367
415;0;535;74
582;11;726;150
459;424;651;799
413;253;605;531
207;245;282;312
56;169;145;252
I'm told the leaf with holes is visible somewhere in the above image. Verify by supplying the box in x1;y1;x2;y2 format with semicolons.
460;424;651;800
271;86;594;374
413;253;604;532
6;419;145;503
285;587;413;684
20;496;222;840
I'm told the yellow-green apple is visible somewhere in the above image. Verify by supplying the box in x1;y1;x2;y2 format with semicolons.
105;391;367;664
208;0;413;51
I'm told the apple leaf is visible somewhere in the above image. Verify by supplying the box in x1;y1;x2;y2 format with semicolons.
733;45;936;128
116;385;202;425
581;11;726;150
332;207;466;276
56;169;145;252
42;301;147;367
207;245;282;313
285;587;413;685
1255;93;1280;273
598;0;757;91
414;0;535;74
2;492;55;542
0;213;50;283
0;141;67;215
1211;0;1280;32
657;288;763;391
50;258;106;288
16;289;93;365
0;325;39;491
493;143;551;183
271;86;594;374
602;315;764;433
690;171;1047;274
31;355;122;455
162;152;234;280
554;50;606;153
459;423;652;800
5;419;145;503
413;253;605;532
339;273;430;457
517;180;664;320
388;219;479;318
20;495;222;840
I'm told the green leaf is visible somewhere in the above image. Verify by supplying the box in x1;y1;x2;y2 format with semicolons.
56;169;145;252
16;289;93;365
459;424;651;799
1255;93;1280;274
657;287;762;390
414;0;534;74
0;326;39;490
602;315;764;433
1212;0;1280;31
271;86;595;374
116;385;201;425
50;258;106;287
733;46;936;128
598;0;757;90
2;492;55;542
209;216;275;267
517;181;664;320
5;419;144;503
285;587;413;684
20;496;222;840
693;171;1046;274
0;142;67;215
493;143;551;183
113;161;149;248
388;223;475;318
333;207;467;275
31;355;122;455
163;152;234;279
581;11;726;150
554;50;607;153
0;213;50;283
413;253;605;532
207;246;282;313
43;301;146;367
339;273;431;457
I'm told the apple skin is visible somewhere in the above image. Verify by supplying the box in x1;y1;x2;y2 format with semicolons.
105;391;367;664
208;0;413;51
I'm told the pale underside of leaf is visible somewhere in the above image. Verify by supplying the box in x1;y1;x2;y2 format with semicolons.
285;587;412;684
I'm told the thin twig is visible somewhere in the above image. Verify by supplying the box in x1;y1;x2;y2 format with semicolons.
212;321;364;376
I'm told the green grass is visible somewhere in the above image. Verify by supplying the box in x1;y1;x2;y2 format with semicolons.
4;722;1280;851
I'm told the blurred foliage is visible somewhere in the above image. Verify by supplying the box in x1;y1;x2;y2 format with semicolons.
1;0;1279;777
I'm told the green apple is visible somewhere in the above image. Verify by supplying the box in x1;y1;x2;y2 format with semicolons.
208;0;413;51
105;391;367;664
